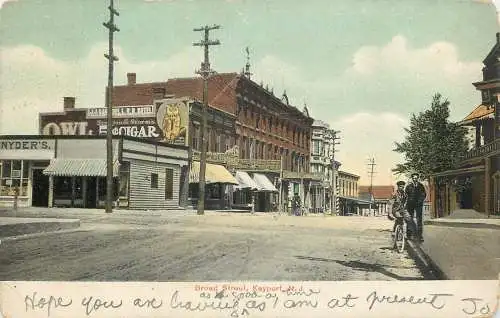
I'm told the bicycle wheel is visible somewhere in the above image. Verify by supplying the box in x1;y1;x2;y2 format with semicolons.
394;224;405;253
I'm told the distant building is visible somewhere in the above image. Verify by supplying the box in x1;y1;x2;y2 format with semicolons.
358;185;394;216
336;171;363;215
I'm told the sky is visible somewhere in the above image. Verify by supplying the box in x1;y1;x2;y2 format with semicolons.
1;0;499;186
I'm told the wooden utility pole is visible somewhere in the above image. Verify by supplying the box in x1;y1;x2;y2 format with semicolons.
103;0;119;213
193;25;221;215
367;157;376;216
331;130;340;214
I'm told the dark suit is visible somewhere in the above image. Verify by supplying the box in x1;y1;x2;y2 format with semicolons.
405;181;426;239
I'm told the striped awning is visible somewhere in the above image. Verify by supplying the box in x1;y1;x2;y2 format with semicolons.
43;159;120;177
189;161;238;184
235;171;260;190
253;173;278;192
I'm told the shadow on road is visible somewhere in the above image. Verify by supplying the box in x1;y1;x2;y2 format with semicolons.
295;255;424;281
377;229;392;233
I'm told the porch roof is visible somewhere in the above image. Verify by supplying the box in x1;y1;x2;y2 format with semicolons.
431;165;485;177
43;159;120;177
458;104;494;126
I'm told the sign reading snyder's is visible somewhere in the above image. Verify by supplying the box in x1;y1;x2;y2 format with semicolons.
39;100;190;146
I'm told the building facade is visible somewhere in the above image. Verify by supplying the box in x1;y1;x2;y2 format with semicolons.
112;72;314;212
0;135;189;210
309;120;336;213
336;170;361;215
430;33;500;218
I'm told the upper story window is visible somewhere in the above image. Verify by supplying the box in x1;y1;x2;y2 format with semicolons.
313;140;320;155
482;90;491;103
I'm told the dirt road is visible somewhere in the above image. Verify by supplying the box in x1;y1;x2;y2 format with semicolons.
0;212;426;281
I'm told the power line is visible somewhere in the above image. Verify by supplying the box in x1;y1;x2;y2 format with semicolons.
193;24;221;216
103;0;119;213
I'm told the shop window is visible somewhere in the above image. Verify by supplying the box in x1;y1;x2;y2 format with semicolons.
0;160;29;196
165;168;174;200
119;162;130;198
151;173;158;189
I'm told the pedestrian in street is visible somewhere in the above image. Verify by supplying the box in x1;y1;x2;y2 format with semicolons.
405;173;426;242
389;181;418;241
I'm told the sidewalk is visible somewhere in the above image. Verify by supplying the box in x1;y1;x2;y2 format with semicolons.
408;209;500;280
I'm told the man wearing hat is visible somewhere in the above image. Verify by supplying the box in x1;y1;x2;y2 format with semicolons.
405;173;426;242
389;180;418;240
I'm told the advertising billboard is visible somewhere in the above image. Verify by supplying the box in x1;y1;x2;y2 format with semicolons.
39;100;190;146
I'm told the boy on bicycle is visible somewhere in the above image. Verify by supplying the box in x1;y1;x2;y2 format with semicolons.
388;181;418;241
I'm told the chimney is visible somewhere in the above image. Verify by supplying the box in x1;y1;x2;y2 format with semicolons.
152;87;166;100
63;97;75;110
127;72;136;85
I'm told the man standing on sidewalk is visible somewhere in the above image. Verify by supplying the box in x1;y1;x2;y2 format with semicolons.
405;173;426;242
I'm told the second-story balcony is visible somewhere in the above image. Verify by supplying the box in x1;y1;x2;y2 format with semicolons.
461;139;500;163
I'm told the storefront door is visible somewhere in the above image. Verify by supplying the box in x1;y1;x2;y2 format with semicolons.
86;177;97;208
32;169;49;207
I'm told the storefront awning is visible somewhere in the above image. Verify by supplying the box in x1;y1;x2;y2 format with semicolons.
235;171;260;190
43;159;120;177
189;161;238;184
338;195;373;205
253;173;278;192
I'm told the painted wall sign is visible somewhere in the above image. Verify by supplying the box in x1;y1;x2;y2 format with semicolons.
0;140;52;150
41;121;92;135
39;100;191;146
99;124;161;138
86;105;155;119
0;139;55;160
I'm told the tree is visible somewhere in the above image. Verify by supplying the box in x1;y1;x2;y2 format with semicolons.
393;93;469;180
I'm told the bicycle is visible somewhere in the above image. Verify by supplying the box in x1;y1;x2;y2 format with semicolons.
392;217;407;253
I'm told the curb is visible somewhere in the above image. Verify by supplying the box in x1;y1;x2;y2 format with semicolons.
0;228;90;243
406;240;448;280
0;219;81;239
424;220;500;230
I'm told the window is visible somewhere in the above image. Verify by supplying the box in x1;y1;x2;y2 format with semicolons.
313;141;320;155
150;173;158;189
1;160;29;196
165;168;174;200
192;125;200;151
119;161;130;198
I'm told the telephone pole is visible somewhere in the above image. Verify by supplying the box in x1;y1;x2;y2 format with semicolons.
330;130;340;215
103;0;119;213
193;25;221;215
367;157;376;216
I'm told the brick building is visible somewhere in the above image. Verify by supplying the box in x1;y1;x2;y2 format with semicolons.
112;72;314;212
